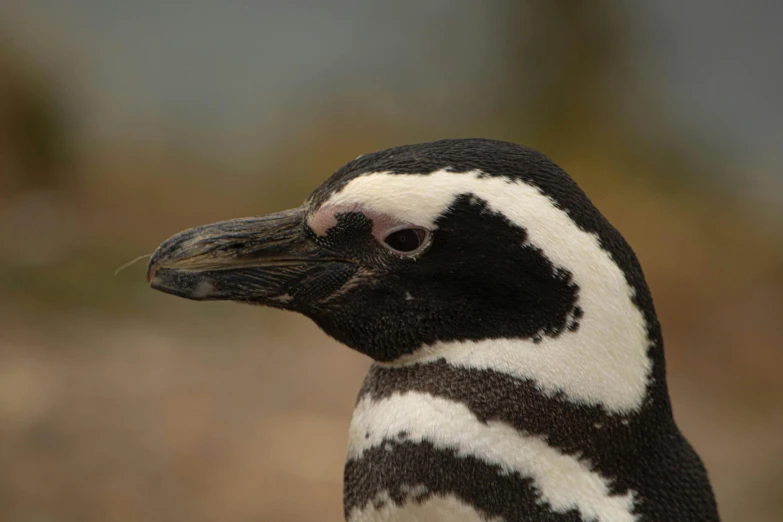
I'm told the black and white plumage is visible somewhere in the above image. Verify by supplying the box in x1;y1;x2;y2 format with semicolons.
147;139;720;521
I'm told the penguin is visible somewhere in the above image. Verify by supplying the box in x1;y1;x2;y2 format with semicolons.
146;138;720;521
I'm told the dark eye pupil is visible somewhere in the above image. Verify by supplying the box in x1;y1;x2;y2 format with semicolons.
385;228;424;252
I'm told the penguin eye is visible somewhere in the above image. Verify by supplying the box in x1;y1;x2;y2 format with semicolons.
382;227;428;254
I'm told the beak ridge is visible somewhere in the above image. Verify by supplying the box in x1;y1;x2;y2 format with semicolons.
146;207;355;305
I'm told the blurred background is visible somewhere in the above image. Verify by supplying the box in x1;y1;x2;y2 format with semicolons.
1;1;781;521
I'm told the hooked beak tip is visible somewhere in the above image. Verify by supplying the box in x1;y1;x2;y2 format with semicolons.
145;253;160;284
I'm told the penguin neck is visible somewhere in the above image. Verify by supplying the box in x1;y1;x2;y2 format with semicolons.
352;272;674;458
382;316;661;416
358;338;676;468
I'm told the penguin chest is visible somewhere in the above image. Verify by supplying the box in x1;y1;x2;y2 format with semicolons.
343;398;502;522
341;369;641;522
344;488;495;522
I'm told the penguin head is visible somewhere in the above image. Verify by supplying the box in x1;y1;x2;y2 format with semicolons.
148;139;659;411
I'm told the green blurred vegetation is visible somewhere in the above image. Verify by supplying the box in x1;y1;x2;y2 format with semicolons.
0;45;73;193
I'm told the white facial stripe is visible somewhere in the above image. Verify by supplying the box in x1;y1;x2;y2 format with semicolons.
320;172;468;229
348;491;503;522
307;203;418;246
307;207;339;236
323;170;651;412
348;392;638;522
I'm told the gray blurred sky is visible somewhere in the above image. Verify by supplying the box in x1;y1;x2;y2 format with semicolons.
2;0;781;203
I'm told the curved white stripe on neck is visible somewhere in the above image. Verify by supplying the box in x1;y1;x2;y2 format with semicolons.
321;170;651;412
348;491;502;522
348;392;637;522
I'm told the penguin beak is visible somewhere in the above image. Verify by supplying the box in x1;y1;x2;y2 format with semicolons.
146;207;356;307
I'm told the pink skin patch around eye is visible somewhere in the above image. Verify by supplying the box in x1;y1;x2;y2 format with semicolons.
306;203;420;245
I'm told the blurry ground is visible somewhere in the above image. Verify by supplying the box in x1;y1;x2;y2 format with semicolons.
0;307;362;522
1;155;782;522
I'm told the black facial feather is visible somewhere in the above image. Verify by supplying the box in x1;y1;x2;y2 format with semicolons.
300;195;579;362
